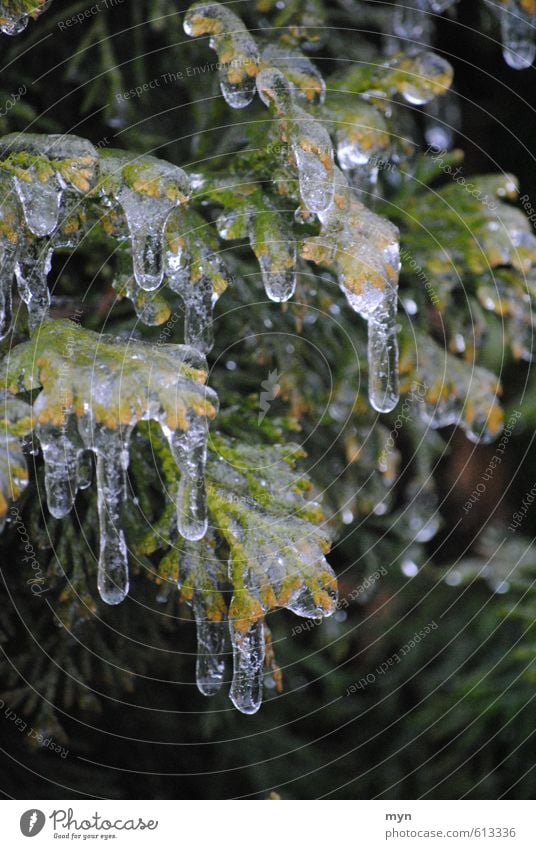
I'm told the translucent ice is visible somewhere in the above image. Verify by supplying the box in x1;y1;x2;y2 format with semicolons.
302;168;400;412
183;2;260;108
99;151;190;292
499;1;536;69
229;617;265;714
256;67;334;213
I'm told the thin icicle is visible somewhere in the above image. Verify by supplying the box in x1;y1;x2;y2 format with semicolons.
229;617;265;715
193;593;226;696
367;287;400;414
167;414;209;542
92;428;129;606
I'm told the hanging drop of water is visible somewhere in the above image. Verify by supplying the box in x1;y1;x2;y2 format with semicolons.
229;617;265;715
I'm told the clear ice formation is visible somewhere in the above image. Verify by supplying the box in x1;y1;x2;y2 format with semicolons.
183;2;260;108
2;321;218;604
302;168;400;412
229;618;265;714
497;0;536;69
0;134;98;332
256;67;335;214
217;203;297;302
165;208;232;353
99;151;191;292
0;1;53;36
180;541;226;697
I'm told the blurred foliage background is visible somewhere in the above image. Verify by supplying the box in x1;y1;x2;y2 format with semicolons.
1;0;536;800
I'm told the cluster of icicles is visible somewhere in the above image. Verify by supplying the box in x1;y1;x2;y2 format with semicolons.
0;0;52;35
390;0;535;71
184;1;405;415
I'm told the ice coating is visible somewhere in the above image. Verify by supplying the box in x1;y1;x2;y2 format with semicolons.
165;207;232;353
498;0;536;69
217;202;296;302
36;418;81;519
78;420;129;605
183;1;260;108
194;594;226;696
256;67;334;214
167;413;209;542
99;152;191;292
14;238;53;331
0;11;27;34
302;168;400;412
229;618;265;714
12;173;61;237
207;436;337;712
179;541;227;696
403;333;504;443
0;320;219;603
261;44;326;105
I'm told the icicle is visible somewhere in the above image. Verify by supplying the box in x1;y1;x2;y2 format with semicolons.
229;617;265;715
78;420;129;605
367;287;400;414
303;168;400;412
166;414;209;542
249;213;297;303
499;0;536;70
193;593;226;696
14;238;53;331
256;67;334;214
36;419;80;519
183;2;260;109
100;153;190;292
